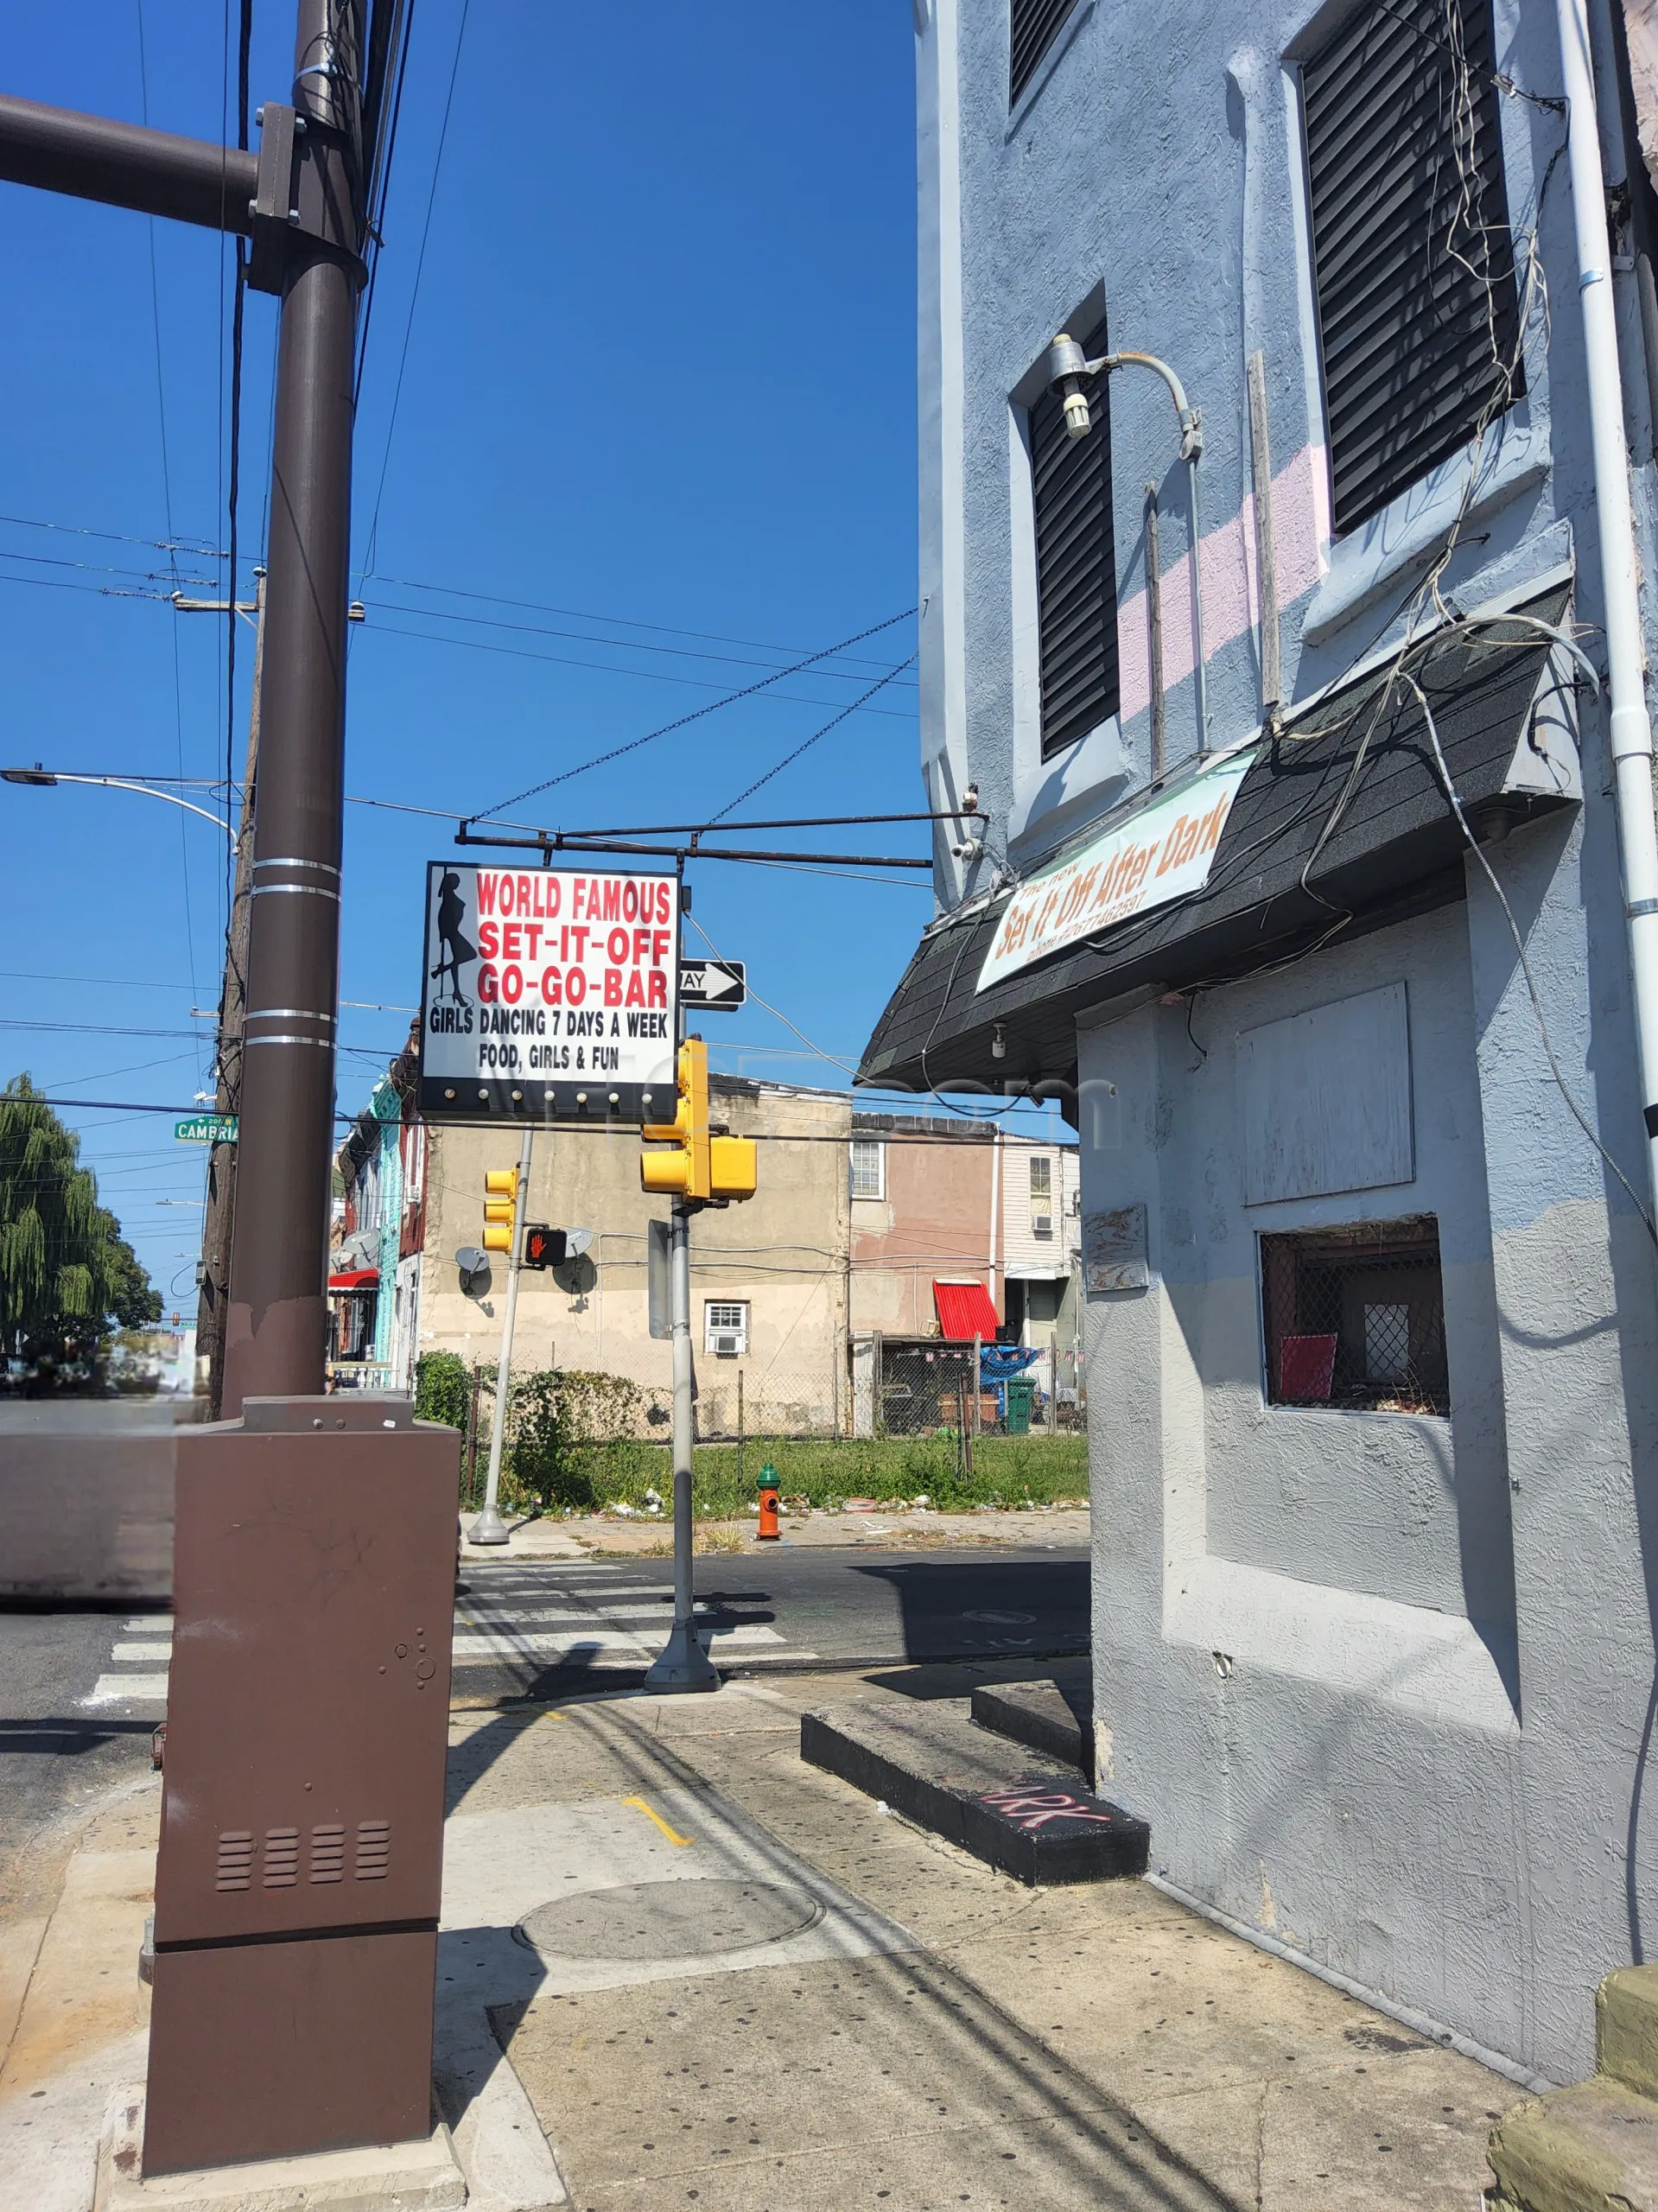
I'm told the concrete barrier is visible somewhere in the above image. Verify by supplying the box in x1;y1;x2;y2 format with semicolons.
0;1398;205;1605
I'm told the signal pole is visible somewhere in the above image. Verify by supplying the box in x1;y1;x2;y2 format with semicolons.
644;1192;720;1691
470;1126;534;1547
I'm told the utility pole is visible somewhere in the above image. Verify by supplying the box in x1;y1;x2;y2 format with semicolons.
469;1126;534;1547
174;573;264;1414
0;7;459;2182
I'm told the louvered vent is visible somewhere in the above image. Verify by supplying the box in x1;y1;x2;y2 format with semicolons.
309;1823;346;1884
1010;0;1080;105
1301;0;1524;535
214;1831;253;1891
1031;318;1119;760
355;1819;391;1879
262;1827;300;1887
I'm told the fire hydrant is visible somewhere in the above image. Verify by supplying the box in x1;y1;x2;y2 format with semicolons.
757;1464;781;1541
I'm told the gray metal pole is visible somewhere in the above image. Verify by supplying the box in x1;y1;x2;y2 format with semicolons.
221;0;363;1414
645;1199;719;1693
469;1123;534;1547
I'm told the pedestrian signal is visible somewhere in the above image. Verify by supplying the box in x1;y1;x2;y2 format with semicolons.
522;1224;567;1269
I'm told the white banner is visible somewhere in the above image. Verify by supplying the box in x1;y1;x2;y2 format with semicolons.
976;749;1255;991
419;860;679;1120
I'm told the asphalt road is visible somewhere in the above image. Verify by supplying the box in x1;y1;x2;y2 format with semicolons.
449;1544;1091;1702
0;1611;159;1906
0;1544;1089;1885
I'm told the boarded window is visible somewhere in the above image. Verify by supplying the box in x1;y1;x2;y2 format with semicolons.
1010;0;1080;105
1300;0;1524;534
1031;316;1119;758
1260;1215;1449;1414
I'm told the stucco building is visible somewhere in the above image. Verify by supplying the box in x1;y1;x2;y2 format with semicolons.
334;1070;1078;1433
861;0;1658;2078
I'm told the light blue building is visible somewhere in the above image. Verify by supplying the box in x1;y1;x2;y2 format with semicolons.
862;0;1658;2077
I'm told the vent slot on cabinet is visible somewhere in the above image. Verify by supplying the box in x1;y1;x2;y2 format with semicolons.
214;1830;253;1891
309;1822;346;1883
262;1827;300;1887
355;1818;391;1880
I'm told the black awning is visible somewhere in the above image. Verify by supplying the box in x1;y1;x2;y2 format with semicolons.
857;588;1575;1103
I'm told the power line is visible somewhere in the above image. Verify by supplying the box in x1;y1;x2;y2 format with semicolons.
712;653;919;820
358;0;471;584
475;606;920;819
356;611;918;719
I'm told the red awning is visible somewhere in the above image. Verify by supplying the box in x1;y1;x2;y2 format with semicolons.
932;1279;1000;1339
327;1268;379;1291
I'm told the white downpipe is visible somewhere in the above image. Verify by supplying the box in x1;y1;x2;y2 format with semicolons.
1557;0;1658;1215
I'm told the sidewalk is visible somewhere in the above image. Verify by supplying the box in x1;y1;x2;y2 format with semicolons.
0;1660;1512;2210
461;1506;1091;1563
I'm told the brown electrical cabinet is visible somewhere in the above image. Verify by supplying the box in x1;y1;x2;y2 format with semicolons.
144;1396;460;2176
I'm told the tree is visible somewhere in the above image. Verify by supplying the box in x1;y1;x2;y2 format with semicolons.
0;1076;162;1366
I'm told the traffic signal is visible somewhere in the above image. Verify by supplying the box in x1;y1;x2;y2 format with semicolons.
640;1039;757;1204
483;1166;518;1251
522;1224;567;1270
641;1039;711;1199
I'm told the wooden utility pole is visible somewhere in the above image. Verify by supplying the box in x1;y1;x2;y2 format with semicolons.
175;572;264;1413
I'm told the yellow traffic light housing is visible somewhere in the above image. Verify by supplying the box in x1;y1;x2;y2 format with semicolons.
640;1042;757;1204
641;1040;711;1199
483;1166;518;1251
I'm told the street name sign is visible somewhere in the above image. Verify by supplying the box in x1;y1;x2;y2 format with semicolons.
418;859;679;1122
678;958;746;1011
175;1115;238;1144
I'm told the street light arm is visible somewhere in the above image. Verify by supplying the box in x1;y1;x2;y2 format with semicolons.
0;768;236;842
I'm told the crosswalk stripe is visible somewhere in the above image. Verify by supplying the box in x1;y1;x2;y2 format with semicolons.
85;1674;169;1704
111;1642;174;1662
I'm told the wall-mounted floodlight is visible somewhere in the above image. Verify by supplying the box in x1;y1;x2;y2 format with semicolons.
1044;334;1209;753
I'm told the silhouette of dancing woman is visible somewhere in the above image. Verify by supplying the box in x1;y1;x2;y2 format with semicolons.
430;870;476;1004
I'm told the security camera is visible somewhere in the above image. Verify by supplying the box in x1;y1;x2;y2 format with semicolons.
1045;332;1095;442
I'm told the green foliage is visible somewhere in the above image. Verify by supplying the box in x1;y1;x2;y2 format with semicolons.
0;1076;161;1370
414;1349;472;1431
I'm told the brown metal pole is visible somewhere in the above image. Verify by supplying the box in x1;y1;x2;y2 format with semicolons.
222;0;364;1414
198;574;265;1414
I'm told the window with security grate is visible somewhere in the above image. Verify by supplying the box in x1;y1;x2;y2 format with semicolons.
1300;0;1524;536
1260;1216;1449;1415
1030;316;1119;759
1010;0;1080;105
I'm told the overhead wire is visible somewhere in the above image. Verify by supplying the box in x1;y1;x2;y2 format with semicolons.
711;653;920;820
134;0;207;1096
358;0;470;587
475;606;918;819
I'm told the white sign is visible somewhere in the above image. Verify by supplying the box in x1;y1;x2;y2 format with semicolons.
419;860;678;1122
975;749;1255;991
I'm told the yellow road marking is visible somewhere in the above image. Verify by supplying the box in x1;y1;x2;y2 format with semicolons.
622;1795;694;1847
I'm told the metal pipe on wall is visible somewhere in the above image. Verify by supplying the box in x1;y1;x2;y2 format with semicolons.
1553;0;1658;1226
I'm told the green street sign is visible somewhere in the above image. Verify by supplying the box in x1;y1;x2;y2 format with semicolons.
175;1115;238;1145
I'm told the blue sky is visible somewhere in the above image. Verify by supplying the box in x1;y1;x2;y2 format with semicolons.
0;3;947;1319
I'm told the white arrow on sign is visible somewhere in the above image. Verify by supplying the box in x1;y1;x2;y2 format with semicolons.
678;959;746;1009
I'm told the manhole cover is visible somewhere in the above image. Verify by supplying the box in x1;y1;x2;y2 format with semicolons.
964;1608;1037;1625
514;1878;823;1961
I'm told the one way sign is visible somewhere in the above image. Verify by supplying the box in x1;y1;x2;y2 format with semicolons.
678;958;746;1011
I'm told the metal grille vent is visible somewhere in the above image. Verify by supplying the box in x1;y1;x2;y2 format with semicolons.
1010;0;1080;105
1300;0;1523;535
262;1827;300;1888
354;1819;391;1880
214;1831;253;1891
1031;317;1119;760
308;1823;346;1884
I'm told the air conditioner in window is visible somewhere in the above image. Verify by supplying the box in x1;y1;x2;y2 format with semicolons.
714;1332;741;1357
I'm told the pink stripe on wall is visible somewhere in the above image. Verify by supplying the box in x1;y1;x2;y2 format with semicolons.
1116;443;1330;726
